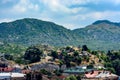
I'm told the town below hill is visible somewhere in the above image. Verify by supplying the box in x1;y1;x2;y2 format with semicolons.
0;44;120;80
0;18;120;79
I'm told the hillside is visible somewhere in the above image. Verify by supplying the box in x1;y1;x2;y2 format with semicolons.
73;20;120;50
0;18;120;51
0;18;80;46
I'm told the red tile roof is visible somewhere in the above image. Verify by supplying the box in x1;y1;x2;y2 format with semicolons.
22;70;31;74
58;75;66;79
0;67;14;72
85;70;99;78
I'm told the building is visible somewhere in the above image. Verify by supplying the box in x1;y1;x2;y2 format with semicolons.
84;70;118;80
0;72;26;80
0;67;13;72
64;66;92;74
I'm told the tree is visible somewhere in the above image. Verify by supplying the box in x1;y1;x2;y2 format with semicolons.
106;67;115;73
107;50;112;56
59;60;63;68
66;61;71;68
51;51;58;60
40;69;49;75
66;46;71;50
24;46;42;63
54;70;62;76
82;45;88;51
104;62;112;68
35;72;42;80
76;57;82;65
87;64;94;69
65;75;77;80
73;51;79;57
91;51;98;55
112;59;120;75
4;54;13;60
76;75;81;80
26;73;31;80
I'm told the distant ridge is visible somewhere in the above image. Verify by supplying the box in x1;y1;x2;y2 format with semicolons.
0;18;80;46
0;18;120;51
92;20;120;26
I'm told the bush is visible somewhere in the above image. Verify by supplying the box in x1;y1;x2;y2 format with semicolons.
24;46;42;63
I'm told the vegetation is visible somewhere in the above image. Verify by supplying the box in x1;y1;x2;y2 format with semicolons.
91;50;120;76
0;42;26;55
26;71;42;80
24;46;42;63
105;50;120;75
1;18;120;50
0;42;120;76
65;75;77;80
0;18;78;47
1;18;120;80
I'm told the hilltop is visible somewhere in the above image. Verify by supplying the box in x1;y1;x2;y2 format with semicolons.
1;18;120;51
0;18;80;46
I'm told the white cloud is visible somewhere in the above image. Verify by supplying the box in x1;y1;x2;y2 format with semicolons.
63;24;76;30
60;0;99;7
40;0;88;14
11;0;39;13
41;0;70;13
1;0;120;29
55;11;120;29
89;11;120;20
0;18;13;23
1;0;13;4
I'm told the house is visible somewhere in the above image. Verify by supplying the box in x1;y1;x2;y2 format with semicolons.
0;73;11;80
63;66;92;74
0;67;13;72
58;75;67;80
22;69;31;74
0;72;26;80
84;70;118;80
81;51;90;56
76;65;87;70
94;65;105;69
30;62;59;72
0;66;22;73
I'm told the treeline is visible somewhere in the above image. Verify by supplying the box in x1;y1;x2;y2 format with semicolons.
105;50;120;75
90;50;120;76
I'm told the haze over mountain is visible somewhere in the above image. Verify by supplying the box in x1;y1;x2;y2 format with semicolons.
0;18;120;51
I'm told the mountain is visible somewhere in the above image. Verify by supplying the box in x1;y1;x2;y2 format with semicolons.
73;20;120;50
0;18;80;46
0;18;120;51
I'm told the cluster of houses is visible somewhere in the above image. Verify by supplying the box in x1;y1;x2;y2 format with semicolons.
84;70;118;80
0;61;119;80
0;66;26;80
0;54;26;80
0;46;119;80
63;66;118;80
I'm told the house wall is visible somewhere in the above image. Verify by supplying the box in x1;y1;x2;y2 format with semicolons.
12;77;26;80
81;77;119;80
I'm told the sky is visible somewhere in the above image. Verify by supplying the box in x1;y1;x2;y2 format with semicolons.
0;0;120;29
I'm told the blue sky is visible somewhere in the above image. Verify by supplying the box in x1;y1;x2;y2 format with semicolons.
0;0;120;29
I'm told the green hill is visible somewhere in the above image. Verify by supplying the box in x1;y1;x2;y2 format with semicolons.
0;18;120;51
73;20;120;50
0;18;80;46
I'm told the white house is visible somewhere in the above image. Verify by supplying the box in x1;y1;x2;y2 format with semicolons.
0;72;26;80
